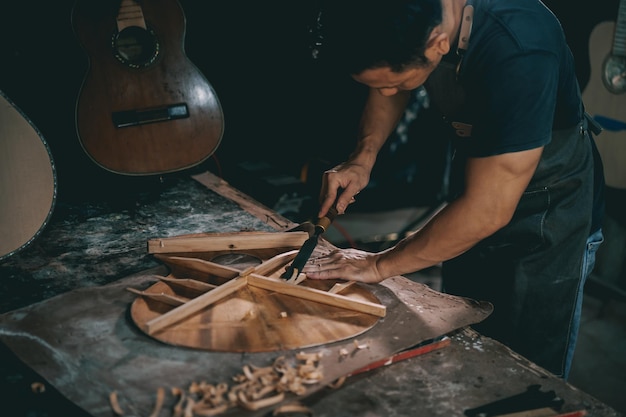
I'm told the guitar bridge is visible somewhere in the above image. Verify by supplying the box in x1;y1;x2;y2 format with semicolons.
112;103;189;128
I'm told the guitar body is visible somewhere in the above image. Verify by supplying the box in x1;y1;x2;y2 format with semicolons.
0;90;56;260
72;0;224;175
583;20;626;189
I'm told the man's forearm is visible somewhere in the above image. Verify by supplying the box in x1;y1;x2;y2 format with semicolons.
349;89;411;169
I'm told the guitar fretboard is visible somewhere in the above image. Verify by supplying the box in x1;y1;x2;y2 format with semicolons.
614;0;626;56
117;0;146;32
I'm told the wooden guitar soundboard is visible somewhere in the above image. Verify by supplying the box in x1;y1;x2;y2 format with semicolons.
129;231;386;352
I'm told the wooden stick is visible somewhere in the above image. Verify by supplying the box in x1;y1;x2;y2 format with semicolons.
126;288;189;307
329;281;356;294
240;249;298;277
145;276;249;335
154;254;241;279
247;275;386;317
158;276;217;292
147;231;308;254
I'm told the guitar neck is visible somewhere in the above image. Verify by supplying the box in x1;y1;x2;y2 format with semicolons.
614;0;626;56
117;0;146;32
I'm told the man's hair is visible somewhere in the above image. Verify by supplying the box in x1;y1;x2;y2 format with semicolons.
321;0;443;74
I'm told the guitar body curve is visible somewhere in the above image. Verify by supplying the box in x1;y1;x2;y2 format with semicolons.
0;90;57;260
72;0;224;175
583;20;626;189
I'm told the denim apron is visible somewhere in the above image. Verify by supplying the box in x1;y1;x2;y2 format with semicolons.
425;59;596;377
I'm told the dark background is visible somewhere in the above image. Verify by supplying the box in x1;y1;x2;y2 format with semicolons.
0;0;620;216
0;1;366;211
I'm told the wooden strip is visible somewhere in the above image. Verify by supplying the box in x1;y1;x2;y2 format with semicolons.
191;172;296;231
241;249;298;277
192;172;337;254
145;276;248;335
247;275;386;318
147;231;308;254
158;276;217;292
154;254;241;279
329;281;356;294
126;288;189;307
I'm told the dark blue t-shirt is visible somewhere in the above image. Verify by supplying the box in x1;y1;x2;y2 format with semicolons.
424;0;604;233
455;0;583;156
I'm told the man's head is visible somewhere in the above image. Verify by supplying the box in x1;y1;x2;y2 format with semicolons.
322;0;444;74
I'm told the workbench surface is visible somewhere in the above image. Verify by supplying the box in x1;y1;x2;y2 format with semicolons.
0;171;622;417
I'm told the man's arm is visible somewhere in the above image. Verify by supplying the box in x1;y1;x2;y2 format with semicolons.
375;146;544;279
305;146;544;284
318;88;411;216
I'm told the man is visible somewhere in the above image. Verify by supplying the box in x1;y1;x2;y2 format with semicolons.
302;0;605;378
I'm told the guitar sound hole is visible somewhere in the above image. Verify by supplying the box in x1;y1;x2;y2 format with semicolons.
602;55;626;95
112;26;159;69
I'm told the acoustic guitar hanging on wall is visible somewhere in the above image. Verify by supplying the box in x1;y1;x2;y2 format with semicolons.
582;0;626;189
72;0;224;175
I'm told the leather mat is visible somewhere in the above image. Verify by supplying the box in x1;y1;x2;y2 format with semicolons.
0;267;492;416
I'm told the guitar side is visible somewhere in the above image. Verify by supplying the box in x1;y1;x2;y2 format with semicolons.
72;0;224;175
0;90;56;260
583;20;626;189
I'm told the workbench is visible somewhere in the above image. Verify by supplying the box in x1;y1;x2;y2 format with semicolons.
0;171;622;417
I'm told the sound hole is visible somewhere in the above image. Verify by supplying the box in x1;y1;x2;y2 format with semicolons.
602;55;626;95
112;26;159;68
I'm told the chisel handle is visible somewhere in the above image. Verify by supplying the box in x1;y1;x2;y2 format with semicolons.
315;205;339;234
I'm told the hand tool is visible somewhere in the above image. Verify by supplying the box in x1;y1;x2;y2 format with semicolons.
280;205;339;280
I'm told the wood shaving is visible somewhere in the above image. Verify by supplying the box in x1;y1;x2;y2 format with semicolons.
109;391;125;416
272;401;313;416
326;376;346;390
30;382;46;393
353;339;369;350
172;387;185;417
338;348;349;360
108;352;324;416
148;387;165;417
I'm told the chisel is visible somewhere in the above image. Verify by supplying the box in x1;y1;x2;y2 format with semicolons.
280;205;339;280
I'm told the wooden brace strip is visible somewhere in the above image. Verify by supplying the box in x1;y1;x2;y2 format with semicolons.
147;231;309;254
247;275;387;318
126;287;189;307
146;276;249;335
154;254;242;279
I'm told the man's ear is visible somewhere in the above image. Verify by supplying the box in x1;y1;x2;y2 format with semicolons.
427;31;451;56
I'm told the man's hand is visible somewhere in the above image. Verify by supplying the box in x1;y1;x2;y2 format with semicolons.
318;161;371;217
302;248;384;284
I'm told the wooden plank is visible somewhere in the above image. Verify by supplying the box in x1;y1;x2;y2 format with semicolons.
145;276;249;335
247;275;386;318
154;254;242;279
329;281;356;294
126;287;189;306
148;231;309;254
158;276;217;292
240;249;298;277
192;172;297;231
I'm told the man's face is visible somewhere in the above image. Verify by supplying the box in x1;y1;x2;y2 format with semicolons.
351;28;449;96
352;62;438;96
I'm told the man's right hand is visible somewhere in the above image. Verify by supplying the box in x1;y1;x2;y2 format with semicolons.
318;160;371;217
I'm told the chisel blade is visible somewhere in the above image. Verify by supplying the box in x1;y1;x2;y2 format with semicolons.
280;205;339;280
